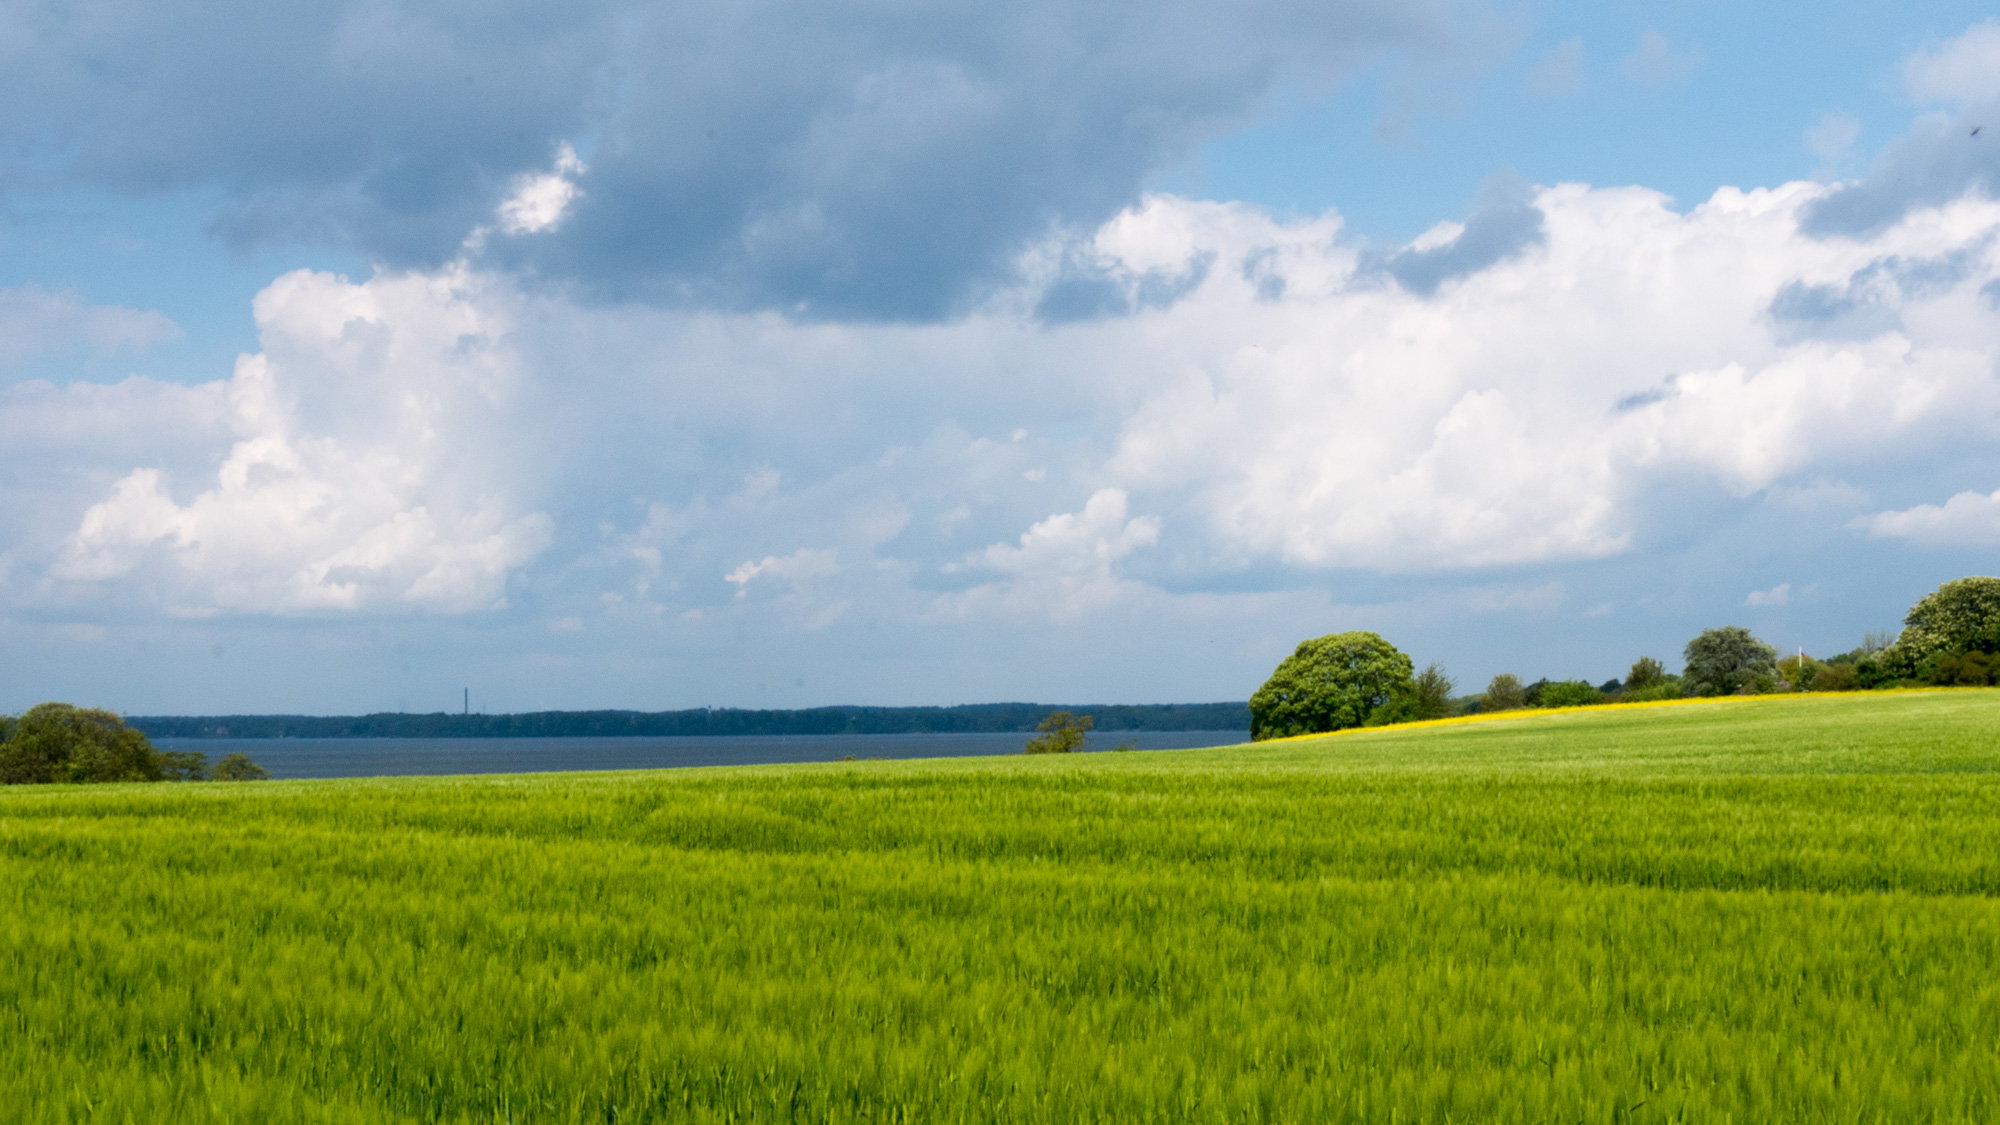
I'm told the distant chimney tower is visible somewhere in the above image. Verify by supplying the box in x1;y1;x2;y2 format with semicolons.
464;688;469;716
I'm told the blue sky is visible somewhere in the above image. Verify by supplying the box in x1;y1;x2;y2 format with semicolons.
4;0;2000;714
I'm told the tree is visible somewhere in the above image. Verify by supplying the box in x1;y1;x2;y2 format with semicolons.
1625;657;1666;691
210;752;270;780
159;750;211;781
1899;577;2000;669
1682;626;1778;697
1249;632;1415;739
0;703;163;784
1362;663;1456;727
1775;653;1816;690
1410;664;1456;720
1024;711;1092;754
1483;674;1526;711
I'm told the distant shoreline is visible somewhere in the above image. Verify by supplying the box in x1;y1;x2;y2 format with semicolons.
128;702;1251;740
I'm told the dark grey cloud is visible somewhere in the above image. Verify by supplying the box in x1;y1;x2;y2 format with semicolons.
2;0;1475;320
1;1;614;266
1801;111;2000;238
1382;172;1544;296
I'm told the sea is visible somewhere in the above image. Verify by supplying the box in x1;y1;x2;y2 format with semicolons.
154;730;1249;780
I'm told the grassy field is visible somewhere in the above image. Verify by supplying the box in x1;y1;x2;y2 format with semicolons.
5;690;2000;1122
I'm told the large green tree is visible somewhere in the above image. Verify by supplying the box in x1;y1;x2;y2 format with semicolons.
1249;632;1415;740
0;703;164;784
1682;626;1778;697
1898;576;2000;668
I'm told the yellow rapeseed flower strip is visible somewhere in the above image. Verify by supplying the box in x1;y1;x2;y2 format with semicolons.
1258;685;1958;745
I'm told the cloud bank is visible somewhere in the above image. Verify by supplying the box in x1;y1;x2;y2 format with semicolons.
39;268;551;615
9;162;1999;633
0;0;1481;319
8;18;2000;710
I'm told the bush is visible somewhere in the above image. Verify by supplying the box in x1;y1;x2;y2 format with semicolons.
1854;648;1917;689
1025;711;1092;754
1537;681;1603;708
1809;662;1860;692
1930;651;1998;686
1623;679;1685;702
1682;627;1778;697
1249;632;1415;740
210;752;271;781
1482;674;1526;711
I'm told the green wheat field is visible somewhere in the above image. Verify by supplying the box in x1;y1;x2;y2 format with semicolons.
7;690;2000;1122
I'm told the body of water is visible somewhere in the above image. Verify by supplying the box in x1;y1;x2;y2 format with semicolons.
157;730;1249;780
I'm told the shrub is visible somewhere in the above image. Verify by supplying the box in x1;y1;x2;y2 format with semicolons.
1522;679;1552;707
1931;651;1998;686
1537;681;1603;708
1025;711;1092;754
1482;674;1526;711
1249;632;1415;740
1854;647;1917;689
210;752;271;781
1810;662;1860;692
1623;679;1685;702
1682;627;1778;697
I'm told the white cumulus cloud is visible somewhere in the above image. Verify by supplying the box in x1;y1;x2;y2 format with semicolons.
48;266;553;615
1862;487;2000;545
934;489;1160;620
1744;584;1791;607
1088;185;2000;572
1903;21;2000;105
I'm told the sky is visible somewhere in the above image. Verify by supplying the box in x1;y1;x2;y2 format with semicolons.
5;0;2000;715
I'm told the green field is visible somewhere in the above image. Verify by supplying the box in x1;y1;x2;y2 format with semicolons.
6;691;2000;1122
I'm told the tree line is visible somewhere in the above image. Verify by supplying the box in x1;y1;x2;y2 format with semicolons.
129;701;1253;740
1;704;267;785
1248;576;2000;740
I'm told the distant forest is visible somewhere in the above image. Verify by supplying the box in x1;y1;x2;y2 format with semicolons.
129;702;1252;740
